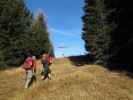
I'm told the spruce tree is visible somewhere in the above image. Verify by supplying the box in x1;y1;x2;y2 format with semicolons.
107;0;133;68
82;0;112;65
31;12;54;57
82;0;95;53
0;0;32;67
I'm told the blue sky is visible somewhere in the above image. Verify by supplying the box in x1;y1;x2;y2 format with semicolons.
26;0;86;58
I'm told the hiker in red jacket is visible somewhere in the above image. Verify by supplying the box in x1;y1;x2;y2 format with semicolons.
22;53;36;88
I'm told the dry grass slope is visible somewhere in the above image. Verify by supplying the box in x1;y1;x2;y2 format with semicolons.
0;58;133;100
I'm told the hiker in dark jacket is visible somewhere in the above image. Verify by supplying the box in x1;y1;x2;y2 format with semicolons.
41;53;51;80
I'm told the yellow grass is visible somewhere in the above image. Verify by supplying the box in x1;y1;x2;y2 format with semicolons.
0;58;133;100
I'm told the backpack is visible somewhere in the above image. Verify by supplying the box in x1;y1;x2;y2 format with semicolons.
22;57;33;70
47;56;53;65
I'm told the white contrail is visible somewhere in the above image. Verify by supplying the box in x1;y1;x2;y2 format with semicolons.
49;27;81;38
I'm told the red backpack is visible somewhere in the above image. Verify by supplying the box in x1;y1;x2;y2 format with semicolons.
22;57;33;70
47;56;53;64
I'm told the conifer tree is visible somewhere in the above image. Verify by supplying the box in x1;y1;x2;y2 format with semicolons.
0;0;32;67
107;0;133;67
31;12;54;57
82;0;112;65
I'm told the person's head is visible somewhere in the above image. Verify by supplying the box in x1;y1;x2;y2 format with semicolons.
42;53;47;58
32;56;36;60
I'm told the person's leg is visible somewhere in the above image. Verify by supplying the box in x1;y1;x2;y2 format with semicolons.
32;73;36;82
42;68;48;80
41;65;45;79
41;63;50;80
48;68;51;80
48;73;51;80
42;67;49;80
25;70;33;88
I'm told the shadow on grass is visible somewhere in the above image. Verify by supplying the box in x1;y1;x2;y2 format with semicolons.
106;60;133;79
68;55;133;79
68;54;94;67
106;47;133;79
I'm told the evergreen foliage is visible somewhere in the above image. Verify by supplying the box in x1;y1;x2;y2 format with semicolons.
31;12;54;57
0;0;32;67
82;0;112;65
0;0;54;68
82;0;133;69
